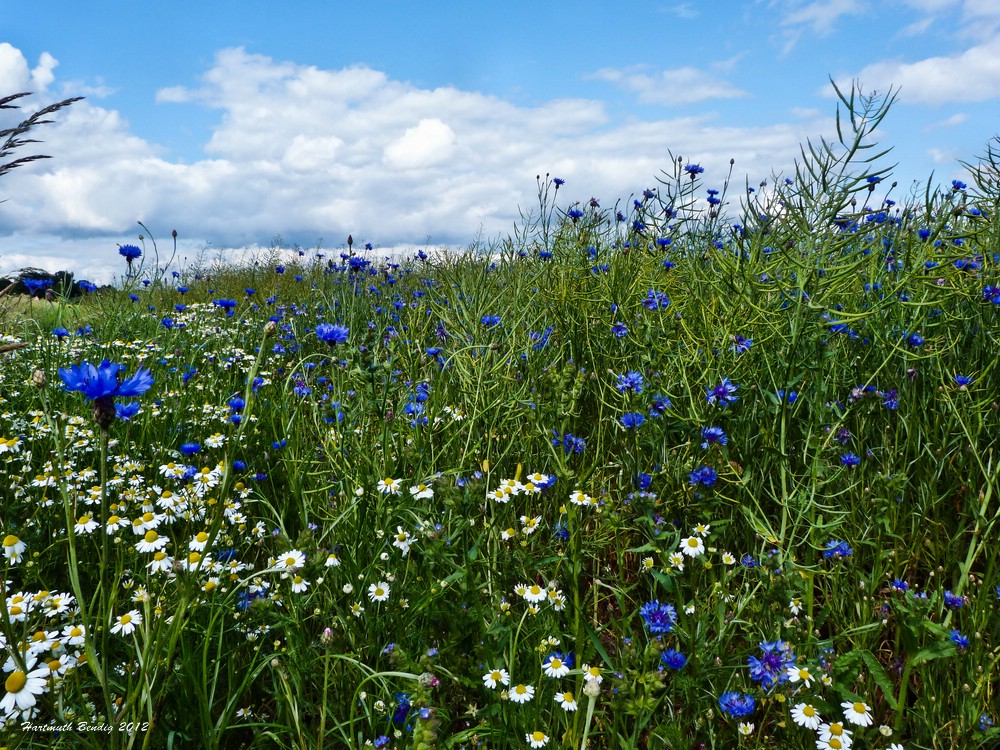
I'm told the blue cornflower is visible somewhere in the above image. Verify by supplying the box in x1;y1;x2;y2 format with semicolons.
701;426;727;449
212;299;238;317
881;389;899;410
620;412;645;429
943;590;966;610
480;314;501;327
740;554;757;568
567;208;584;221
52;327;69;339
840;453;861;467
118;244;142;264
706;378;739;408
611;322;628;338
689;465;718;487
552;177;565;187
616;371;645;394
718;691;755;719
315;323;349;345
906;332;924;347
59;360;154;401
950;629;970;649
890;578;909;593
661;648;687;670
777;389;798;404
648;394;671;418
684;164;705;178
747;639;795;690
179;442;201;455
954;374;974;389
823;540;853;559
639;601;677;634
643;289;670;311
984;285;1000;304
114;401;141;421
731;335;752;354
635;473;652;490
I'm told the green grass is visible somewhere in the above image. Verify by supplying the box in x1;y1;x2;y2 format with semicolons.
0;83;999;750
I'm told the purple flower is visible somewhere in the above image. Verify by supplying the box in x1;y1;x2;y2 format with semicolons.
840;453;860;467
639;601;677;634
661;649;687;670
616;371;645;394
620;412;645;429
701;426;727;449
943;590;966;610
611;322;629;338
689;465;718;487
718;691;755;718
315;323;349;345
823;540;853;559
706;378;740;408
747;640;795;690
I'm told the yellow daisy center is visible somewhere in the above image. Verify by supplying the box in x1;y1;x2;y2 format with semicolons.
2;535;19;547
687;538;700;547
144;530;159;543
69;627;83;637
829;722;844;735
120;614;132;626
47;659;61;672
852;702;865;713
77;514;91;524
5;671;26;693
531;731;545;741
803;705;816;717
188;552;201;564
196;532;209;543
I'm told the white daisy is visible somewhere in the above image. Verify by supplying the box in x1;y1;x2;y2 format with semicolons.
110;610;142;636
525;730;548;747
679;535;705;557
554;690;578;711
368;582;390;602
0;656;49;715
790;702;822;730
482;668;509;689
841;700;873;727
508;683;534;704
542;654;570;678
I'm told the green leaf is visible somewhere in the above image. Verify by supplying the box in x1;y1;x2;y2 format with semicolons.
909;640;956;666
860;650;898;710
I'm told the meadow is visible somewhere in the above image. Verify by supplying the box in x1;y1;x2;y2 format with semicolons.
1;85;999;749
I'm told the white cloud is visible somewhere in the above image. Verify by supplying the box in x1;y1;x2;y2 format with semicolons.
1;45;839;282
924;112;969;131
780;0;863;35
383;118;456;170
842;36;1000;104
590;65;749;105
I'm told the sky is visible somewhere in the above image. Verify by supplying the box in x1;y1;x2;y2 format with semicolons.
2;0;999;283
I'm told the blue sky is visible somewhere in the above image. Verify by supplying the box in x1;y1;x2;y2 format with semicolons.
2;0;999;282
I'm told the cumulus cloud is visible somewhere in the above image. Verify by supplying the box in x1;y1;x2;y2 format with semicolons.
1;45;834;281
837;36;1000;104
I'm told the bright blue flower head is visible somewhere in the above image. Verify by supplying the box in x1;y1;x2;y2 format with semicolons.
718;691;755;718
315;323;349;345
747;640;795;690
639;600;677;634
118;244;142;263
59;359;154;429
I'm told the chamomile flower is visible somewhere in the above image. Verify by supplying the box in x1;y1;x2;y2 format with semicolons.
520;515;542;535
290;576;309;593
582;664;603;684
74;514;98;534
376;477;401;495
721;551;736;565
2;534;26;562
526;730;548;747
738;722;754;736
542;653;570;678
508;683;534;704
325;552;341;567
409;482;434;499
569;490;593;506
110;610;142;636
679;535;705;557
392;527;413;556
841;700;873;727
554;690;578;711
135;529;169;553
692;522;711;536
274;549;306;571
482;668;509;689
791;702;822;730
787;665;814;687
147;551;173;574
668;552;685;571
189;531;211;551
1;656;49;715
62;624;86;646
818;721;852;747
368;582;390;602
522;584;547;603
